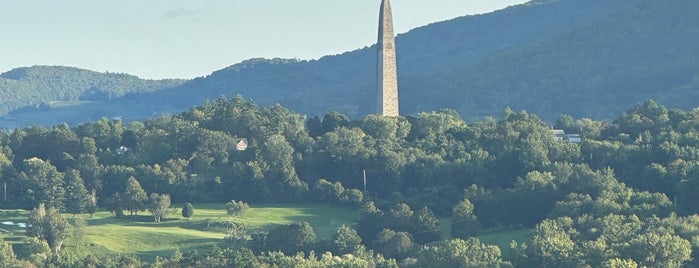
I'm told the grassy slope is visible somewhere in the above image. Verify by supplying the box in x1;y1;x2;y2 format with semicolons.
0;209;29;244
439;218;532;256
1;203;358;262
478;228;533;256
2;206;532;262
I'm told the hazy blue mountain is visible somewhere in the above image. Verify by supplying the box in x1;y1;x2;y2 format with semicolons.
2;0;699;127
0;66;184;127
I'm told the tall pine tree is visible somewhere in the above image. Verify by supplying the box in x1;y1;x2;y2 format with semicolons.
63;169;90;216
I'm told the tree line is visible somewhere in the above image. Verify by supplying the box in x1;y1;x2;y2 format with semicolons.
1;97;699;266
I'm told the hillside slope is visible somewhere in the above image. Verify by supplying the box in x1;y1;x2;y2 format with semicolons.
2;0;698;127
0;66;184;126
153;0;636;120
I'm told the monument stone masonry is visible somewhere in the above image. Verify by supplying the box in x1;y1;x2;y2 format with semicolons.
376;0;399;116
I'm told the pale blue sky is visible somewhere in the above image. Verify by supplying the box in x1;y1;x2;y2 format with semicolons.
1;0;529;79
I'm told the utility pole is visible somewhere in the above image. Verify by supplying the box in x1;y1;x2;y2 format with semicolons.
363;169;367;192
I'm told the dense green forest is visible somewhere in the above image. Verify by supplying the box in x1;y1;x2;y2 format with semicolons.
2;97;699;267
0;66;183;117
3;0;699;128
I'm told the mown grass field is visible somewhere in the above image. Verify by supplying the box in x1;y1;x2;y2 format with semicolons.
1;203;358;262
439;218;532;256
478;228;533;256
0;209;30;244
2;205;532;263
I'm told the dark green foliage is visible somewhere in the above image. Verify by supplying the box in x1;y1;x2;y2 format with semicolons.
26;204;72;253
16;237;50;264
19;158;65;209
104;192;125;217
63;169;90;215
307;112;350;137
5;89;699;265
331;225;363;255
387;203;415;233
182;202;194;218
451;198;481;239
0;66;184;126
356;201;385;244
623;232;691;268
123;177;148;216
413;207;441;244
417;238;511;268
148;193;171;222
225;200;250;216
264;221;317;255
0;234;16;267
6;0;699;132
375;229;414;260
72;217;86;248
314;179;346;204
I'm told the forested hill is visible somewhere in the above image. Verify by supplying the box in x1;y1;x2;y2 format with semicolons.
2;0;699;127
133;0;699;121
0;66;184;123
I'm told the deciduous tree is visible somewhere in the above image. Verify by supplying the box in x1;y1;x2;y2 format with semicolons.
451;198;481;238
148;193;171;223
0;234;16;267
266;221;317;254
417;238;510;268
72;217;86;248
331;225;362;255
123;177;148;216
26;204;72;253
225;200;250;216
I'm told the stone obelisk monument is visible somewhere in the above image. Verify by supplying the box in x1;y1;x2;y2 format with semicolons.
376;0;399;116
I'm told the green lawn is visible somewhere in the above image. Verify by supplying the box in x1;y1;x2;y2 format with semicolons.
438;217;532;256
0;209;30;244
478;228;533;256
1;203;358;262
3;206;533;262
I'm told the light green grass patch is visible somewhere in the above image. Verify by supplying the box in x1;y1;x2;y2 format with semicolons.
186;203;358;238
437;217;532;256
478;228;533;256
2;203;358;262
86;222;223;260
0;209;29;244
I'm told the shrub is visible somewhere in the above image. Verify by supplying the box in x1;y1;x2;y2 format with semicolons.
226;200;250;216
182;202;194;218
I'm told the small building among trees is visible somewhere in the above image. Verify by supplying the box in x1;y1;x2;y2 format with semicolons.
550;129;582;143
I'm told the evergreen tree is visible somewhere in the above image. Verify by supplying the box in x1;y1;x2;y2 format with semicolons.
21;158;65;209
63;169;91;216
182;202;194;218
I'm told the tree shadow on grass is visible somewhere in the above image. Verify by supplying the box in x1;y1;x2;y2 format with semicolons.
86;215;213;231
136;240;220;263
86;215;166;226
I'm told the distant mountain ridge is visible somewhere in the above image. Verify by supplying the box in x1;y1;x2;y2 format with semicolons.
2;0;699;127
0;66;183;117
